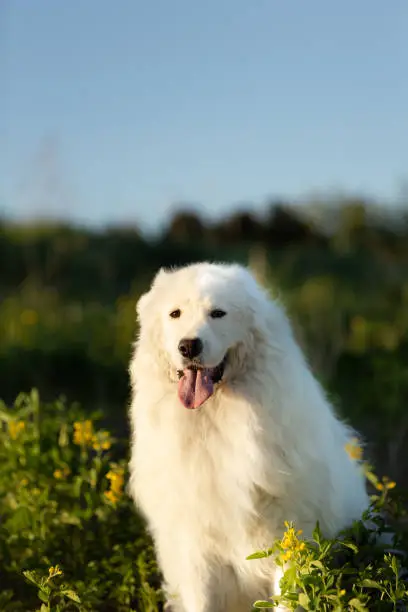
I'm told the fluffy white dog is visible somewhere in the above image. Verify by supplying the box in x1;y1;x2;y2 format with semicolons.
128;262;369;612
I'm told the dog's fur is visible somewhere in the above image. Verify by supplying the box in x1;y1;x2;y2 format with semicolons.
128;262;369;611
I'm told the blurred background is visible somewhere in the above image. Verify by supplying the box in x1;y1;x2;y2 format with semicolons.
1;0;408;484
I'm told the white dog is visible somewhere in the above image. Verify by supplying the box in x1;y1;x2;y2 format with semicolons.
128;262;369;612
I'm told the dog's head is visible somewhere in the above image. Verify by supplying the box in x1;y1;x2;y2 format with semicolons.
136;262;278;409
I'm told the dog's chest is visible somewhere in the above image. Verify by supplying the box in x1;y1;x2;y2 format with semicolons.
133;396;261;538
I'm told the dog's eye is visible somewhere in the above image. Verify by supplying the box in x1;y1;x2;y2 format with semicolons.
210;309;227;319
169;309;181;319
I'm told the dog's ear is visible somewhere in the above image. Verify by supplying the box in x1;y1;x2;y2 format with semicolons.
136;268;168;319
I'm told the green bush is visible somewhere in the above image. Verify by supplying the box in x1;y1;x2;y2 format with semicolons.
248;456;408;610
1;391;408;611
0;390;162;611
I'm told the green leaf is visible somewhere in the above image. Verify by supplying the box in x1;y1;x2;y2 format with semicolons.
312;521;321;544
282;565;297;588
310;560;324;571
253;601;276;609
61;589;81;603
339;540;359;553
38;590;49;603
360;579;383;590
22;570;40;587
58;511;82;526
0;408;12;423
391;555;399;576
349;598;369;611
298;592;310;608
5;506;32;531
30;388;40;408
247;550;271;560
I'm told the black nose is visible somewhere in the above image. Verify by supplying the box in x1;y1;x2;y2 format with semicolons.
178;337;203;359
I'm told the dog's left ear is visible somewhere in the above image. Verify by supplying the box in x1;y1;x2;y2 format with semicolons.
136;267;168;319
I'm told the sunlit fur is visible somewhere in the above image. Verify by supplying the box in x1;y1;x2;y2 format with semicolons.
128;262;369;612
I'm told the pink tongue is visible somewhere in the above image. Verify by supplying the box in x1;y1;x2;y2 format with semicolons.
178;369;214;409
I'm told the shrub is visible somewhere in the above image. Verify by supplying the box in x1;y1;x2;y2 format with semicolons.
1;391;407;611
0;390;162;611
248;441;408;610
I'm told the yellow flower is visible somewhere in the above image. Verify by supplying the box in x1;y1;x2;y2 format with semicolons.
280;521;305;563
54;466;70;480
8;420;25;440
92;430;112;452
376;476;396;492
107;468;124;493
345;437;363;461
104;489;120;504
73;420;94;446
339;589;346;597
105;467;125;505
21;478;29;486
48;565;63;579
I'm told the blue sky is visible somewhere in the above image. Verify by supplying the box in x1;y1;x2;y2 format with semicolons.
1;0;407;231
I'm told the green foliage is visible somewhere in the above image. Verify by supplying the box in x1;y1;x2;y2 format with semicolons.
2;392;408;611
248;480;408;610
0;390;163;611
250;517;408;610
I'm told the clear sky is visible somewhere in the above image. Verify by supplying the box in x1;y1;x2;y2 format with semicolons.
1;0;407;231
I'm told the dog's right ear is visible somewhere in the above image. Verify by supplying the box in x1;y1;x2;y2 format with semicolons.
136;268;168;319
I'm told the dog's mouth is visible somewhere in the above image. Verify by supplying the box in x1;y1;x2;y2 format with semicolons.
177;356;227;409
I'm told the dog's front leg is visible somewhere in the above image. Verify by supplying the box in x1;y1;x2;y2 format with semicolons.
162;572;215;612
156;538;215;612
178;577;214;612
